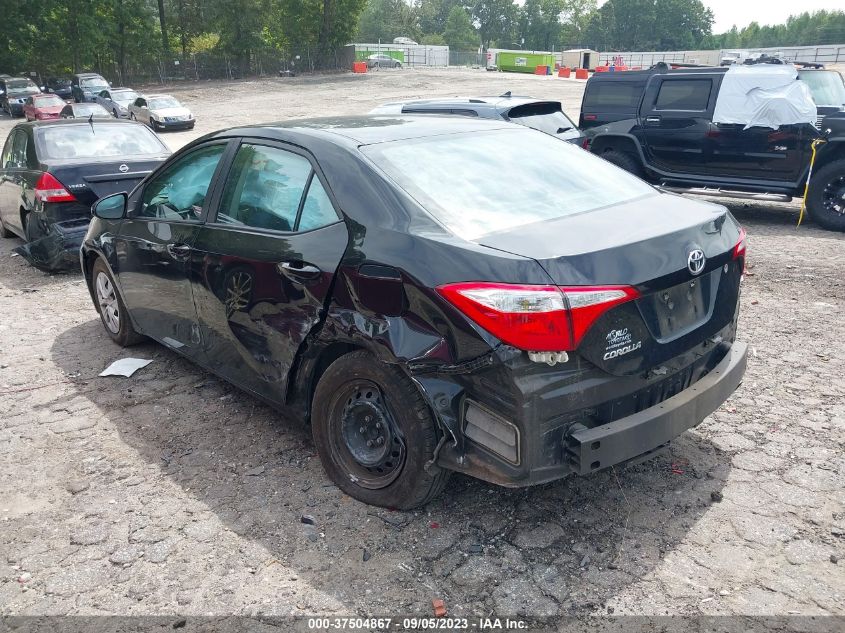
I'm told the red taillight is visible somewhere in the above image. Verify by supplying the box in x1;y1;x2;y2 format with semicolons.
581;137;591;150
35;172;76;203
584;114;597;120
436;282;639;352
732;227;747;260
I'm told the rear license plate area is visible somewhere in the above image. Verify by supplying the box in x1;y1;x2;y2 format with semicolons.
637;270;718;341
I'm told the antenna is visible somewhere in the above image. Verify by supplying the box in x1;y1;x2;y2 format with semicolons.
500;90;512;98
88;112;94;132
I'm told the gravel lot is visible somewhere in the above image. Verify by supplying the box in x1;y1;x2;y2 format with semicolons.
0;68;843;621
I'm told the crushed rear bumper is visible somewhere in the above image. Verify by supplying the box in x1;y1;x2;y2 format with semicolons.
564;342;747;475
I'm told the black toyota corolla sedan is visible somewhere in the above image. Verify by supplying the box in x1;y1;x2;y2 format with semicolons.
81;116;748;509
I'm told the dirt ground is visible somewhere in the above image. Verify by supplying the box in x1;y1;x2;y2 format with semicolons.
0;68;843;621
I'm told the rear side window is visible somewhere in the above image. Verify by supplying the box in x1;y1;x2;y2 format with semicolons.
655;79;712;111
217;144;338;233
584;82;643;109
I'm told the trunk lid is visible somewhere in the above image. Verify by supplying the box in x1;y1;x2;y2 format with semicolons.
478;192;743;375
45;157;166;206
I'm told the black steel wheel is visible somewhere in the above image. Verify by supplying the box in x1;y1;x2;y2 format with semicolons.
330;380;407;489
807;158;845;232
312;351;451;509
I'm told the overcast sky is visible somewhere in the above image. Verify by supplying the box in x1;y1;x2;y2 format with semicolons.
592;0;842;33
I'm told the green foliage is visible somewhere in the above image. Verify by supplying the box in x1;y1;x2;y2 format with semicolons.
356;0;419;42
0;0;369;76
443;6;477;51
421;33;447;45
710;10;845;49
583;0;713;51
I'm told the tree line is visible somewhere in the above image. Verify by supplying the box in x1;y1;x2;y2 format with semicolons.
358;1;845;53
1;0;366;79
1;0;843;80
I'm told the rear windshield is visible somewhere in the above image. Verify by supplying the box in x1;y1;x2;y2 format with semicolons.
583;82;643;109
362;128;656;240
37;123;166;160
72;103;110;115
507;102;576;136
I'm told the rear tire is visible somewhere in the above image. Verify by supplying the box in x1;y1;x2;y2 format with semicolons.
91;258;144;346
311;351;451;509
806;158;845;232
601;149;644;177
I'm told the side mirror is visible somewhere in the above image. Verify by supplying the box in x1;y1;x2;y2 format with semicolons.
93;192;127;220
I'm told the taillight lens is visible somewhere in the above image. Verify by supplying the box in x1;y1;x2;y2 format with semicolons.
437;282;639;352
35;172;76;203
732;227;747;277
732;227;747;260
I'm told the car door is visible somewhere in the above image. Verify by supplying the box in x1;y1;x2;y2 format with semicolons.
23;97;33;120
113;141;231;358
96;90;110;111
636;76;717;175
134;97;150;124
189;140;348;404
0;130;30;236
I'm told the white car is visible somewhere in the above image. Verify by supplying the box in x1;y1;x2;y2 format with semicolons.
128;93;195;131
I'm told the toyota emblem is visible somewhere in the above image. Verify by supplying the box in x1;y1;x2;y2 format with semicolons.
687;249;706;276
119;164;129;173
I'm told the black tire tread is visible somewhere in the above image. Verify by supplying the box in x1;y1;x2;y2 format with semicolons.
806;158;845;232
312;350;451;509
601;149;644;177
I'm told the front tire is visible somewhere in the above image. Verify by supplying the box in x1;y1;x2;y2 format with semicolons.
91;258;144;346
311;351;451;509
806;158;845;232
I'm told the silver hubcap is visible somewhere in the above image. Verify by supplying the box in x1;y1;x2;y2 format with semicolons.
96;272;120;334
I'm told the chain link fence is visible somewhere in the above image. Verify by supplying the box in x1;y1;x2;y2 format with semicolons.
93;46;357;86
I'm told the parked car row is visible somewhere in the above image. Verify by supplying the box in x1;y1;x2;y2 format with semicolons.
2;71;196;131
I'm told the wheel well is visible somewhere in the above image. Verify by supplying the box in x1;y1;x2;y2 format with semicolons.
814;143;845;172
590;135;641;160
306;342;365;415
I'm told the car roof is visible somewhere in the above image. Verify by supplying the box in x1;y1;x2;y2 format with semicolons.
145;93;175;99
207;115;516;146
22;119;147;129
74;72;105;78
110;87;137;93
589;66;728;82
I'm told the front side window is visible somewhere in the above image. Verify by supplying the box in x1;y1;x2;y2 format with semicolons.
655;79;712;111
138;144;226;221
217;144;315;232
363;128;656;241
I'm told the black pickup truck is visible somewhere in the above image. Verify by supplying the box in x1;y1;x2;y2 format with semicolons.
579;66;845;231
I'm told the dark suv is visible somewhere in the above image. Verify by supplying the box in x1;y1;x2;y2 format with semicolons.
1;77;42;116
579;66;845;231
371;94;584;144
71;72;110;103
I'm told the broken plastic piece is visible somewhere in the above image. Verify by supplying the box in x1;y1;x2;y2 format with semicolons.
99;358;153;377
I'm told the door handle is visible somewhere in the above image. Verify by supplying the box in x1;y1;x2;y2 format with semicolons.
277;260;322;283
167;243;192;258
645;116;661;124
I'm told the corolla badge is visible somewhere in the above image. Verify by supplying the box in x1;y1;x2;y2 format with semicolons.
687;249;706;276
119;164;129;173
603;327;642;360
